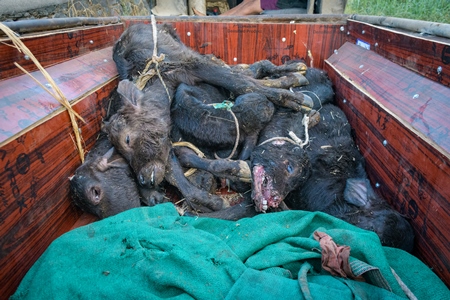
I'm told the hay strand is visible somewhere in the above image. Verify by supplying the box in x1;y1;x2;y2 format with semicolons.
0;22;85;162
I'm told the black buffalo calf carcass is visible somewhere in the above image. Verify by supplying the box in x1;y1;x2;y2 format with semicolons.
103;80;229;212
173;106;318;214
69;132;166;219
171;82;275;160
284;104;415;252
103;80;172;189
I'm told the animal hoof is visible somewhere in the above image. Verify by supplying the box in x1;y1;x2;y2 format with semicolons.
307;110;321;128
301;94;314;113
293;72;309;86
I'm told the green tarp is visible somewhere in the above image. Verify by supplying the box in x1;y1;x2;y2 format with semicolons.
11;203;450;299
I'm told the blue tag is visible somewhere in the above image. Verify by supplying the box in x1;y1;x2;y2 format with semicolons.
356;39;370;50
213;100;234;110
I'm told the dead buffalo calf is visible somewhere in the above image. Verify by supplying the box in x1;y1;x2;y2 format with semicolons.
69;133;166;219
103;80;171;189
171;82;275;160
103;80;229;212
284;104;414;252
251;108;314;212
112;23;313;112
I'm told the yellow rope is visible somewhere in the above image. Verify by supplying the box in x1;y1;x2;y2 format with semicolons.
172;141;205;157
0;23;85;162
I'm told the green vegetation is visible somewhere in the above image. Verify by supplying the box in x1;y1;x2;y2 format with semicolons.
345;0;450;24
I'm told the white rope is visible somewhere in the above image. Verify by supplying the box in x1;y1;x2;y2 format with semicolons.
301;114;310;146
135;15;171;103
208;102;240;160
390;267;418;300
151;14;158;58
259;114;310;148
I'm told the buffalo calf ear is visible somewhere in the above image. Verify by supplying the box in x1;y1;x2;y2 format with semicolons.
106;157;130;170
117;80;143;107
103;147;115;160
96;157;109;172
96;148;115;172
161;23;181;42
344;178;370;207
101;120;110;133
96;156;129;172
97;148;130;171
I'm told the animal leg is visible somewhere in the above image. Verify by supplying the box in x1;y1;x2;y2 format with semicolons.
192;60;314;112
258;72;309;89
239;60;308;78
165;149;229;212
184;196;258;221
174;147;252;183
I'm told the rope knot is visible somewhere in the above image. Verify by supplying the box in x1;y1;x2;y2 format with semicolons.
258;114;310;148
152;53;165;64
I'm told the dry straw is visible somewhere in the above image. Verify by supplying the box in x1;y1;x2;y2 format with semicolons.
0;22;86;162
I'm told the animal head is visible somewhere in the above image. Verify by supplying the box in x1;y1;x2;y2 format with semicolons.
343;178;415;252
102;80;171;188
69;147;141;219
251;142;311;212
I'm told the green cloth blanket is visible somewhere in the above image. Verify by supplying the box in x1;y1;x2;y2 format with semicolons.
12;203;449;299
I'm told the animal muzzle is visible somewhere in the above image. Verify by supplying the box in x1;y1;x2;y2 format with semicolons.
137;163;165;188
251;165;282;212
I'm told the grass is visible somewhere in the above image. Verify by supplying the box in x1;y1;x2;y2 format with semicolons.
67;0;150;18
345;0;450;24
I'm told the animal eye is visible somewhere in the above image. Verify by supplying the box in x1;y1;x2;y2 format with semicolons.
125;135;130;145
287;164;294;174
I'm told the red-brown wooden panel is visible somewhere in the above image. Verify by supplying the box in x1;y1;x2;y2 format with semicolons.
0;78;118;297
346;19;450;87
328;42;450;155
324;43;450;287
122;19;347;70
0;24;123;80
175;22;346;70
0;47;117;144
